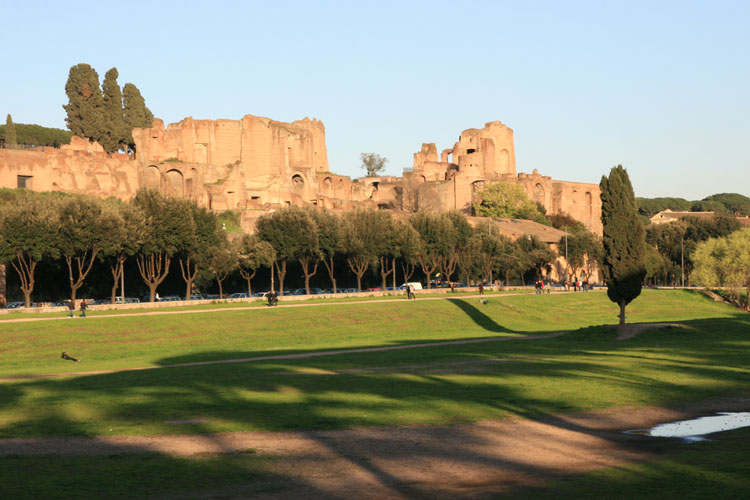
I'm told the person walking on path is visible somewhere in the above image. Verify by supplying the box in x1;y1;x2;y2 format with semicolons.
79;299;88;318
67;299;75;318
478;283;484;295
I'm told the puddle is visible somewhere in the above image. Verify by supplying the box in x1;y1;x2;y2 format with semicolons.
627;412;750;442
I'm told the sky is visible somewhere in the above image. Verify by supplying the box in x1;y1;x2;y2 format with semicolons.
1;0;748;200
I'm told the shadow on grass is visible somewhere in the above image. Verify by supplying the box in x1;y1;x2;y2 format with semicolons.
1;305;749;499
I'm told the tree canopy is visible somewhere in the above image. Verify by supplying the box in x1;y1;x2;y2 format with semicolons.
360;153;388;177
0;122;72;147
600;165;646;325
4;114;17;147
473;182;544;220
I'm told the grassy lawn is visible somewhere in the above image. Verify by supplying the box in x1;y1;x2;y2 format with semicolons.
1;289;748;499
0;290;747;438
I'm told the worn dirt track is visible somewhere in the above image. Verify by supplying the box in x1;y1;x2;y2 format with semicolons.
2;396;748;499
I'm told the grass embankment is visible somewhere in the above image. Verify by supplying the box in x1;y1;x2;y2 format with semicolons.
1;289;748;499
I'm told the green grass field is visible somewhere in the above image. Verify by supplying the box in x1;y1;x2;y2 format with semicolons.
1;289;748;499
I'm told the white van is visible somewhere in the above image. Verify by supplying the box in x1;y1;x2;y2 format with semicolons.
400;282;423;291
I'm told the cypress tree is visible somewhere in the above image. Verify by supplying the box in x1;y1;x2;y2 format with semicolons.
600;165;646;326
123;83;154;150
101;67;128;153
63;63;110;146
5;114;17;148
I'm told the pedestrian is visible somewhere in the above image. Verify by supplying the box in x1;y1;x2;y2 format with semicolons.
564;279;569;291
450;282;455;293
61;352;80;363
546;280;551;294
67;299;75;318
583;279;589;292
79;299;87;318
409;284;416;300
478;283;484;295
573;277;578;292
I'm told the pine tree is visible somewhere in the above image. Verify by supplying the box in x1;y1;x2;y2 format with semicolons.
5;114;17;148
63;64;110;146
123;83;154;150
101;67;127;153
600;165;646;326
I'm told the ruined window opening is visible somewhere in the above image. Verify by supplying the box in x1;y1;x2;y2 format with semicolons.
467;149;476;154
17;175;32;189
251;196;260;200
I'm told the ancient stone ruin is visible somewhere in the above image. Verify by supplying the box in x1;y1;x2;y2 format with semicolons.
0;114;602;233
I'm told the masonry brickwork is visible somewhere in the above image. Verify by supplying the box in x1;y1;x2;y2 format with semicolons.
0;115;602;233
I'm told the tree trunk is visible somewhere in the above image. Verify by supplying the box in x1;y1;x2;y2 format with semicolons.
299;257;319;295
239;268;256;295
276;261;287;294
322;256;337;293
392;257;397;291
136;252;171;302
217;277;224;299
179;256;199;301
110;255;125;304
347;257;368;292
11;251;36;308
619;300;627;326
66;249;99;302
379;256;393;291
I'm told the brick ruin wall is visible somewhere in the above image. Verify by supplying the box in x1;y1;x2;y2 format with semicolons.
0;116;602;234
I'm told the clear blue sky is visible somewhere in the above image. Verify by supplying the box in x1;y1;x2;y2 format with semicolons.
2;0;747;200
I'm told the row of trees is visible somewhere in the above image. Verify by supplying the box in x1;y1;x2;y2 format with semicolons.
1;188;606;306
692;229;750;311
636;193;750;218
63;64;153;154
1;115;73;148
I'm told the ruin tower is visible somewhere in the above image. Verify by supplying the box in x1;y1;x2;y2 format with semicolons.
450;121;516;178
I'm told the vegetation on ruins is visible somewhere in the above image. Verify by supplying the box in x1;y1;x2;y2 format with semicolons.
600;165;646;326
63;63;153;154
360;152;388;176
692;228;750;311
472;182;545;221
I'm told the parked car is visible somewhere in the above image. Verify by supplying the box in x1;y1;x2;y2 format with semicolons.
365;287;383;292
252;291;268;298
159;295;182;302
230;292;249;298
6;301;25;309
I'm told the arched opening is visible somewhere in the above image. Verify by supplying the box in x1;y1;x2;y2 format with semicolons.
585;191;593;217
165;169;184;197
142;165;161;190
533;183;545;204
323;177;333;197
291;174;305;196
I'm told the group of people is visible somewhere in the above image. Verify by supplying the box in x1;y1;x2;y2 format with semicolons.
563;277;589;292
405;284;416;300
67;299;88;318
266;290;279;306
534;280;551;294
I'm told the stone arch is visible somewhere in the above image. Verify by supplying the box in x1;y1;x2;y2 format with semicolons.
165;169;184;197
533;183;545;204
498;149;510;174
291;173;306;198
322;177;333;197
572;189;579;204
142;165;161;190
585;191;593;217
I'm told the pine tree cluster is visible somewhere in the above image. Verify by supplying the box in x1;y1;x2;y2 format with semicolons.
63;64;153;154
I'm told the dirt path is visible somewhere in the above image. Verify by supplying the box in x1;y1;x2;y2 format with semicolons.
2;396;748;499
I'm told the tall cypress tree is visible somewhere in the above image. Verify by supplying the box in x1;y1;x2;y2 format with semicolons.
63;63;110;146
600;165;646;326
123;83;154;151
5;114;17;148
101;67;127;153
